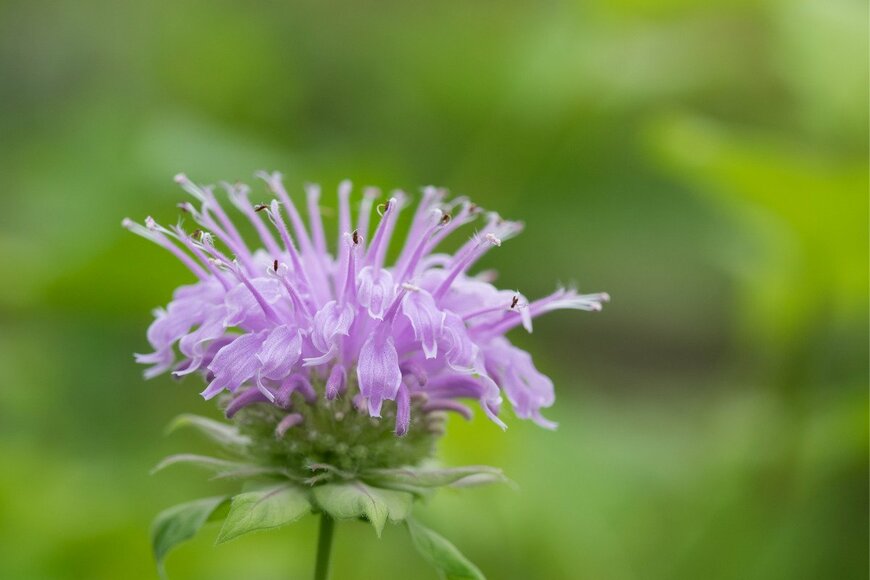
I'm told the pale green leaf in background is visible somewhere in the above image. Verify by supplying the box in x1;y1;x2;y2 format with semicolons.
151;496;229;577
406;517;486;580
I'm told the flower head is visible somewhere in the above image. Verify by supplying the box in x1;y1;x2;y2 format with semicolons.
126;173;607;442
133;173;608;576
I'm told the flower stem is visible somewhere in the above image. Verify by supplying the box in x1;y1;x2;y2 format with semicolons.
314;513;335;580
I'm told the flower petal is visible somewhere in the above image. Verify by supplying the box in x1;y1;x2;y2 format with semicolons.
484;337;555;423
326;364;347;400
440;312;478;371
202;331;268;399
357;333;402;417
357;266;394;320
395;383;410;436
255;325;303;381
310;300;354;355
401;289;445;359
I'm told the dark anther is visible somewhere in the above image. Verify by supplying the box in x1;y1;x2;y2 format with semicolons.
468;203;479;214
273;259;279;272
440;213;452;226
254;204;269;212
177;203;189;213
511;295;519;309
191;229;203;241
352;229;360;245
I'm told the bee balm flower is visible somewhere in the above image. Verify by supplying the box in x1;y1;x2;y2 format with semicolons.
131;173;608;579
126;173;607;440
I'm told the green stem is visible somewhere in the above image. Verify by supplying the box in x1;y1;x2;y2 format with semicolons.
314;513;335;580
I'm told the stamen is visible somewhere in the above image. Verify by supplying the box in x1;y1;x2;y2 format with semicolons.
265;200;314;300
169;225;233;290
178;192;257;274
394;186;443;271
226;260;283;323
305;183;328;257
474;289;609;336
425;200;481;256
365;197;399;270
255;171;315;255
356;187;379;244
340;232;358;304
330;181;355;301
433;233;501;300
393;208;446;283
224;182;282;257
268;263;313;320
122;217;209;280
177;175;253;268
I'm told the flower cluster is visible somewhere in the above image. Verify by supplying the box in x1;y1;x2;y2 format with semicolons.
125;173;608;440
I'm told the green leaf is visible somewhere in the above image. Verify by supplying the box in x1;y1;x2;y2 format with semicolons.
406;518;485;580
216;484;311;544
312;482;413;537
150;453;252;475
362;466;506;489
167;414;250;449
150;454;288;480
151;496;230;577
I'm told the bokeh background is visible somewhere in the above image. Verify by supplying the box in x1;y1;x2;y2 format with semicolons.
0;0;867;578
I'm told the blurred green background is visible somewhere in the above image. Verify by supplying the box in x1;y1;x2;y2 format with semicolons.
0;0;867;578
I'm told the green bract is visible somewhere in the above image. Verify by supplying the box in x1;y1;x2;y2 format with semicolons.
150;397;505;578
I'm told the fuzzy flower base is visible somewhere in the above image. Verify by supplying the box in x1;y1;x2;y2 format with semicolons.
230;384;440;478
129;173;607;579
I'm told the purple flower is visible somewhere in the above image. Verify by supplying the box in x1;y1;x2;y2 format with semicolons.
125;173;608;434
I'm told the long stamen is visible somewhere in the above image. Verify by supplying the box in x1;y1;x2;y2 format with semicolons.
179;199;256;274
122;218;209;280
224;260;283;323
265;201;315;299
426;200;480;254
364;197;395;269
393;186;443;274
256;171;315;255
451;212;522;268
176;174;254;265
335;180;353;279
267;262;313;321
302;183;335;300
433;233;501;300
356;187;379;248
462;298;520;322
379;285;409;328
476;290;610;336
305;183;328;258
340;231;359;305
224;182;282;257
365;196;402;270
393;208;446;283
169;225;233;290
